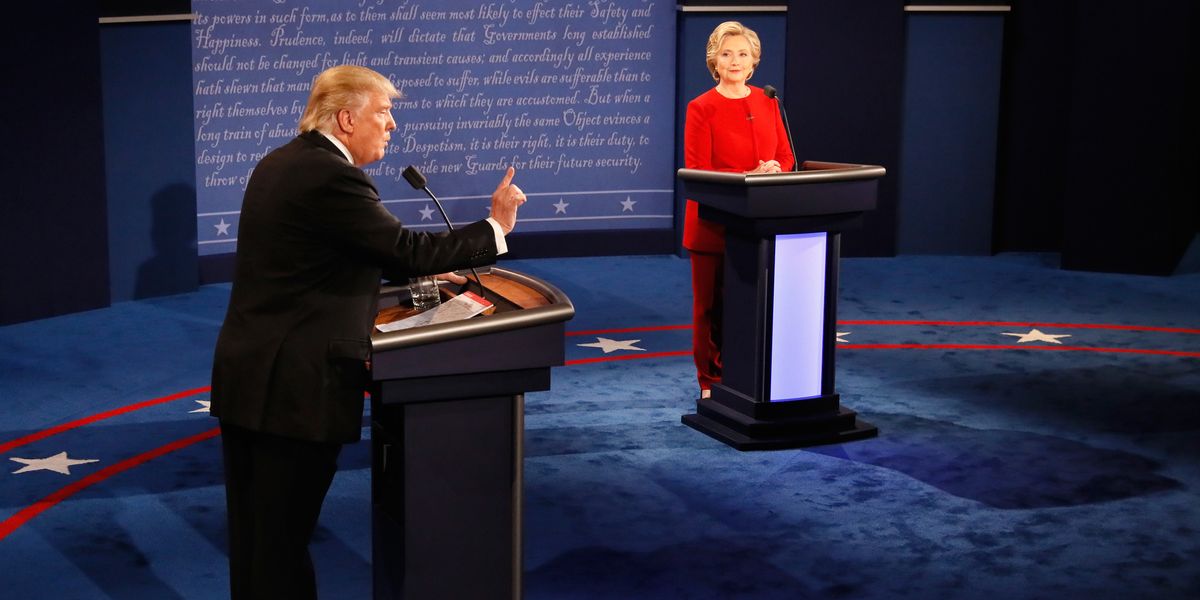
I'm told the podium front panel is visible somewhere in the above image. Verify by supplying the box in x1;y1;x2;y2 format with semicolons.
769;232;827;401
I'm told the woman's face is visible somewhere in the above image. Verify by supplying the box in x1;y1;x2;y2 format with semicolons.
715;35;755;86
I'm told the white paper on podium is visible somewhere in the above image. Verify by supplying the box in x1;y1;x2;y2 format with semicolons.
375;291;493;332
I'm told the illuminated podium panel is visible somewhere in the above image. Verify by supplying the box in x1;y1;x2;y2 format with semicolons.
678;161;885;450
369;269;573;599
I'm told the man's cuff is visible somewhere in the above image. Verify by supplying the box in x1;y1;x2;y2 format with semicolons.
485;217;508;255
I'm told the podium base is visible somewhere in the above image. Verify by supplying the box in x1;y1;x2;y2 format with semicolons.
682;393;878;450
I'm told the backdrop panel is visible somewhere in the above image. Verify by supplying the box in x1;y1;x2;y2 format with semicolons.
896;13;1005;255
191;0;676;256
103;21;199;302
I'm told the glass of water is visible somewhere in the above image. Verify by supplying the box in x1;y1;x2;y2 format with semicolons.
408;275;441;310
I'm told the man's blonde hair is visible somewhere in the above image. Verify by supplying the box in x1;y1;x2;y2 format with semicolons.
297;65;401;133
705;21;762;82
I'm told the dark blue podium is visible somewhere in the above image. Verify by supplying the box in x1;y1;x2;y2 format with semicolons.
677;161;885;450
370;268;574;599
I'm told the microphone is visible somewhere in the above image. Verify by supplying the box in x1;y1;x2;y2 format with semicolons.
763;85;799;172
402;165;489;303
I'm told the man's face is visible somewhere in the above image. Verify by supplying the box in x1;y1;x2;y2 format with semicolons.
343;91;396;167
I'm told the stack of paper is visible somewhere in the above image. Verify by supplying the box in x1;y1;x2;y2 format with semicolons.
375;291;494;332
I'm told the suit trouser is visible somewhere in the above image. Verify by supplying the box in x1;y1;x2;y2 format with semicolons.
220;422;342;600
689;250;724;391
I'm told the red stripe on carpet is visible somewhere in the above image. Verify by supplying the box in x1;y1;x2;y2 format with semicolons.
837;320;1200;334
563;344;1200;363
0;386;212;454
0;427;221;541
839;343;1200;357
567;322;1200;335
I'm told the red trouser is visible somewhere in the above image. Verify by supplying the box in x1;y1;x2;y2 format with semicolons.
690;251;724;391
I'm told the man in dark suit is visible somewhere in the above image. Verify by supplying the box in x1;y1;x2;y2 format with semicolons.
210;64;526;599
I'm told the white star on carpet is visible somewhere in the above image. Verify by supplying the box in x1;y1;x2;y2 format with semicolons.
553;199;569;214
836;332;851;343
620;197;637;212
10;452;100;475
1001;328;1072;344
189;400;211;414
577;337;645;353
214;218;231;236
418;205;436;221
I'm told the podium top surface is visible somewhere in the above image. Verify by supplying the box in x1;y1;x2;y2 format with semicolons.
678;160;886;221
372;267;574;353
677;160;885;187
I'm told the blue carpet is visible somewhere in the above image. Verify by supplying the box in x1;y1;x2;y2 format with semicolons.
1;253;1198;599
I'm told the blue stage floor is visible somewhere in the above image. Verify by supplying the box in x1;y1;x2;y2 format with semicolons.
1;253;1198;599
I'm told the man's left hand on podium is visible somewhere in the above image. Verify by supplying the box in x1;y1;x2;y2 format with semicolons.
435;271;469;285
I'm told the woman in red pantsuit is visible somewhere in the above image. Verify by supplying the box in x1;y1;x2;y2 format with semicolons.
683;21;795;398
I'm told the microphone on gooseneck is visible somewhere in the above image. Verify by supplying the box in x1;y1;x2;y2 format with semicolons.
402;165;488;303
763;85;799;172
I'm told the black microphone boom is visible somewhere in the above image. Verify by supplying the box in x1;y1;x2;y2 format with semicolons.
401;165;428;190
402;165;453;230
763;85;799;172
401;165;488;302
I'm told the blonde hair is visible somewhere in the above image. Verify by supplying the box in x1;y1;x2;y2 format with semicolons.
297;65;401;133
705;21;762;82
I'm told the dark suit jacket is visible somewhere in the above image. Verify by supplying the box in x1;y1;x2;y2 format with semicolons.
211;131;497;443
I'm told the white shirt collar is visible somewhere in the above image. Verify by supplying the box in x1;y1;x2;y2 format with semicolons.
317;130;354;164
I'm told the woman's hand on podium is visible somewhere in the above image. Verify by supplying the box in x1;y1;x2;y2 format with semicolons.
746;160;782;174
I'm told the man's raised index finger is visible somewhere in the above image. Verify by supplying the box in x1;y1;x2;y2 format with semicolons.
495;166;516;192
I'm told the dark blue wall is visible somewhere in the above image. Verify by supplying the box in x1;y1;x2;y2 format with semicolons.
994;2;1071;252
1057;0;1197;275
897;13;1005;255
996;0;1197;274
785;0;907;257
100;22;198;302
0;6;111;325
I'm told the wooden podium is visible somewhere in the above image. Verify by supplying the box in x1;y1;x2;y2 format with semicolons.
677;161;886;450
369;268;573;599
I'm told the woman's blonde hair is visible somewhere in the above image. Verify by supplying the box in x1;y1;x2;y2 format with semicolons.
705;21;762;82
297;65;401;133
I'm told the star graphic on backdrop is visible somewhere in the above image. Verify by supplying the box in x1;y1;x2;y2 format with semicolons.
1001;328;1072;344
620;197;637;212
189;400;211;414
214;219;231;236
10;452;100;475
577;337;645;353
836;332;851;343
553;198;569;214
418;205;436;221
